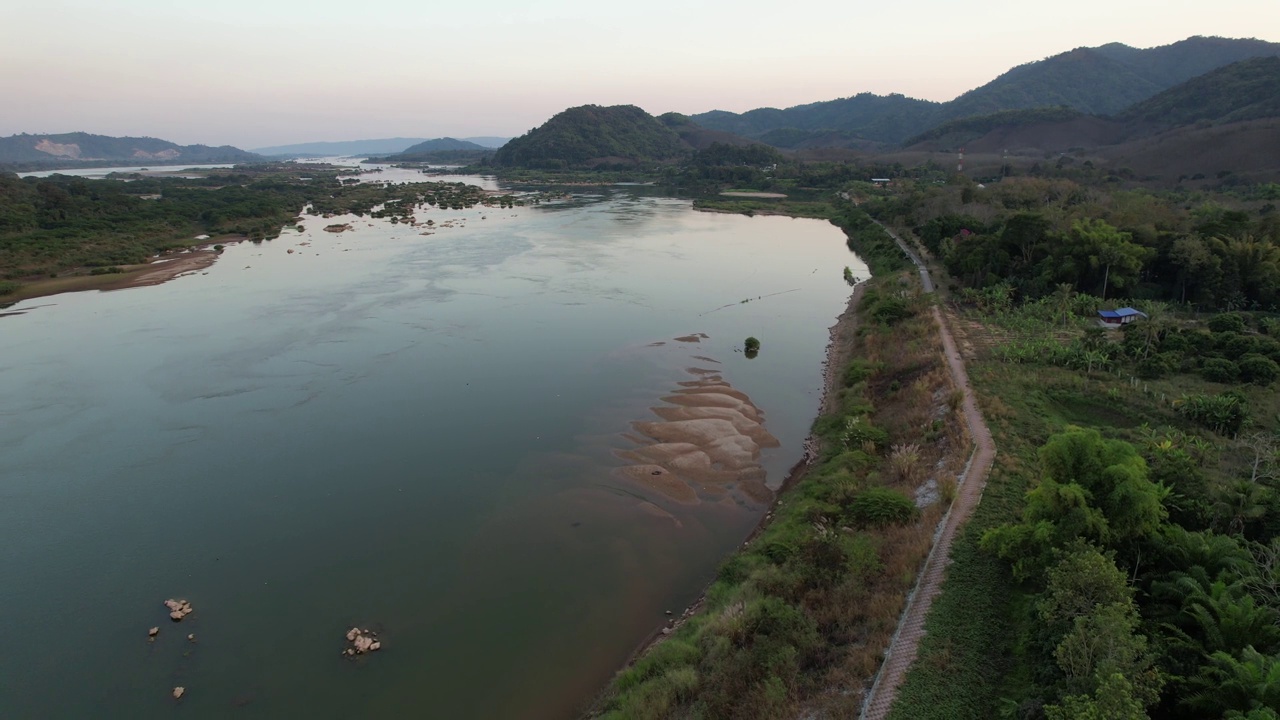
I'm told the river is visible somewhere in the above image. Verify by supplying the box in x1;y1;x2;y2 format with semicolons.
0;175;864;718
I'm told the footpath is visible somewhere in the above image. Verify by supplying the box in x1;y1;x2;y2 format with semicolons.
859;222;996;720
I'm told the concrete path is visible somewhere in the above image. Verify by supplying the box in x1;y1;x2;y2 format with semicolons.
859;222;996;720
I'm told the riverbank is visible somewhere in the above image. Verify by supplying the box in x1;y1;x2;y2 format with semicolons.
587;265;975;718
1;241;234;305
599;280;870;683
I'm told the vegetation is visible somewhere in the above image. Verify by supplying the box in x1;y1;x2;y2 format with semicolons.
743;336;761;358
0;164;498;284
492;105;689;169
878;180;1280;718
593;273;970;718
1116;56;1280;130
870;175;1280;310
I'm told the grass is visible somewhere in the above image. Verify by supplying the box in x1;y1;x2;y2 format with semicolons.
590;274;976;718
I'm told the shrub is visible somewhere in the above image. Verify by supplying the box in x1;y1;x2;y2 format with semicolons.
1136;353;1178;379
842;416;890;453
1200;358;1240;383
744;336;761;355
845;487;919;528
1178;391;1248;435
1208;312;1246;334
1239;354;1280;385
0;280;20;296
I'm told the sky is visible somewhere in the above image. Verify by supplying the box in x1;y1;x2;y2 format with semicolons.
2;0;1278;149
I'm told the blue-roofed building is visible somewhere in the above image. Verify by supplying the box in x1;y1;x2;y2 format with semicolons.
1098;308;1148;326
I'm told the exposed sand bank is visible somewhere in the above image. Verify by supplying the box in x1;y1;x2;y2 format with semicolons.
612;339;780;508
1;239;240;305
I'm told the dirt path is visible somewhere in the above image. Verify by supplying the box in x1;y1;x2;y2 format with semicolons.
859;223;996;720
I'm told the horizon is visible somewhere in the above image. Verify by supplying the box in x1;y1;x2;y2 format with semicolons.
3;0;1278;149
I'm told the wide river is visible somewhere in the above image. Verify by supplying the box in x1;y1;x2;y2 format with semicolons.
0;172;865;719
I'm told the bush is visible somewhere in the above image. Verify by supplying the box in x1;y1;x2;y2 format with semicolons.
1200;358;1240;383
1239;354;1280;385
0;280;20;296
1208;312;1246;334
842;416;890;452
1178;391;1248;435
744;336;761;355
845;487;919;528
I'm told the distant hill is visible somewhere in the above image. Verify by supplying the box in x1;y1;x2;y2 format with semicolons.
250;138;429;156
692;93;939;146
905;56;1280;154
369;137;494;163
657;113;757;150
493;105;689;168
0;132;260;166
397;137;486;154
690;36;1280;146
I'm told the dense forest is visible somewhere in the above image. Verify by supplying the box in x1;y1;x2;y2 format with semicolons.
691;36;1280;146
492;105;690;169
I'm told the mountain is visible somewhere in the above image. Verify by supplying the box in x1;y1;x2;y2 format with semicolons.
493;105;689;168
657;113;758;150
369;137;494;163
690;36;1280;146
0;132;260;165
396;137;486;154
692;93;940;146
250;138;430;156
460;137;511;149
1114;56;1280;132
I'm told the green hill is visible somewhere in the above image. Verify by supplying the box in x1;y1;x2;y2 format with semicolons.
691;93;939;146
493;105;689;168
1115;55;1280;130
689;36;1280;147
0;132;260;166
396;137;487;154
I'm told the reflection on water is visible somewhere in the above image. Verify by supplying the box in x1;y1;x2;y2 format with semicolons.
0;188;864;719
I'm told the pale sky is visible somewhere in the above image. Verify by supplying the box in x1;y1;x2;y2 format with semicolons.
2;0;1277;149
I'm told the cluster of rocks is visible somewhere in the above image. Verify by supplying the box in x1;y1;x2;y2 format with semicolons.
343;627;382;656
164;598;194;621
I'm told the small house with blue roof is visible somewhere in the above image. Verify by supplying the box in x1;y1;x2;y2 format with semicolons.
1098;308;1148;326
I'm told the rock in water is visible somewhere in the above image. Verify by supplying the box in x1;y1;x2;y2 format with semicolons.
148;627;159;637
172;687;185;700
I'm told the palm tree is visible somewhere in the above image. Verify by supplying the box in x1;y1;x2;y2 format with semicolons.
1211;479;1273;536
1053;282;1077;329
1185;646;1280;717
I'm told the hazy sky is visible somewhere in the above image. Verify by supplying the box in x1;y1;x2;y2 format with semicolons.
3;0;1277;148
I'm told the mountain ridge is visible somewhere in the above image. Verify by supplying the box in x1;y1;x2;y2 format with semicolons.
0;132;260;166
689;35;1280;146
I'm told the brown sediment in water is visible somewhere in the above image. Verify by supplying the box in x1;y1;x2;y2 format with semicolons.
612;343;779;508
591;283;869;711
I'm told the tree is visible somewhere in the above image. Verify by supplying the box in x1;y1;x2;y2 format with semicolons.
1054;282;1078;329
1069;219;1148;300
1045;672;1150;720
1185;647;1280;717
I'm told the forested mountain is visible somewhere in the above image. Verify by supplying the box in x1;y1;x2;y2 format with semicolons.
369;137;494;163
690;36;1280;146
492;105;689;168
0;132;260;165
395;137;486;154
691;93;940;145
1115;56;1280;131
